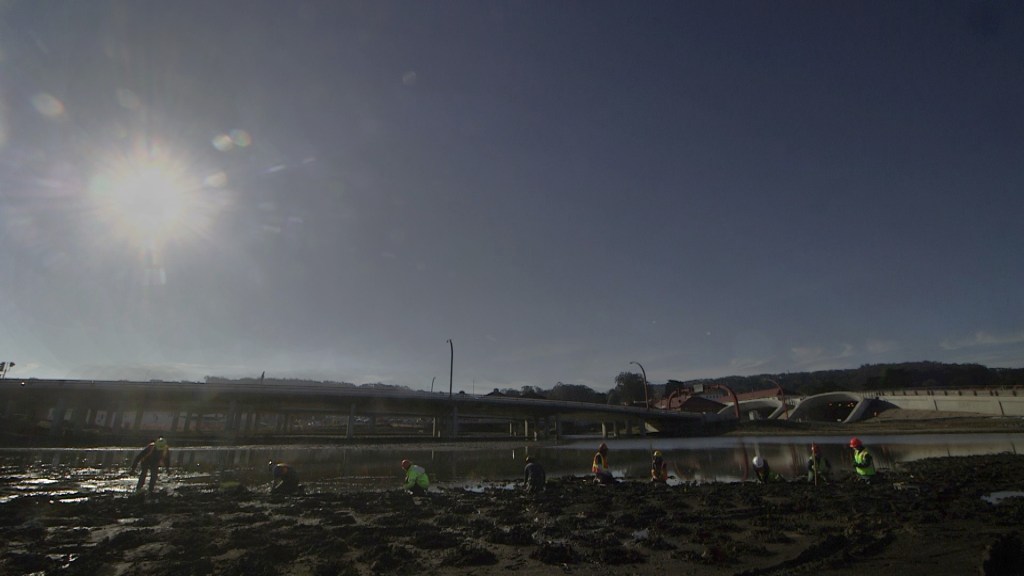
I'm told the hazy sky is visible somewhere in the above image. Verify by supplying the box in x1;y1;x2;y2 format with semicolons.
1;1;1022;391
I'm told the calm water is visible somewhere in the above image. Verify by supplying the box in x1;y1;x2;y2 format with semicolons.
1;433;1021;501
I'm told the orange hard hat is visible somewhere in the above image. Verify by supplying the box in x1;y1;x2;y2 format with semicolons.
849;437;862;449
401;459;412;470
598;442;608;453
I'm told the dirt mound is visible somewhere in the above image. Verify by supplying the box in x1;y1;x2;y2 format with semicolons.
3;454;1024;575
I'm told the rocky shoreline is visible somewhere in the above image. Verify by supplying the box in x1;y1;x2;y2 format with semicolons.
2;451;1024;576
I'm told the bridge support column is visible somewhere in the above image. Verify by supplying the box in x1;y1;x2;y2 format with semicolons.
226;401;239;433
601;422;608;438
170;411;181;433
554;415;562;440
347;405;355;439
69;405;87;433
523;419;529;439
50;397;68;438
449;405;459;437
132;406;144;432
109;403;123;432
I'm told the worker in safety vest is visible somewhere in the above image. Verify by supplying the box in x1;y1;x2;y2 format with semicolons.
401;459;430;495
592;442;616;484
130;437;170;494
849;437;876;482
807;443;832;484
650;450;669;483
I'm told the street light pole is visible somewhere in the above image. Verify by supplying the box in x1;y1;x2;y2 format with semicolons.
629;361;649;409
446;339;454;399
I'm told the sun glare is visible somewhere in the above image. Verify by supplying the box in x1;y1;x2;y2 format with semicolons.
88;144;220;247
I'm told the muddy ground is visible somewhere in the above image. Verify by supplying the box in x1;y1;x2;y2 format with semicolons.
1;450;1023;576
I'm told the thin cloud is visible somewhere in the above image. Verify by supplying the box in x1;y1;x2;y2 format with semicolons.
941;331;1024;351
865;339;899;355
789;343;856;370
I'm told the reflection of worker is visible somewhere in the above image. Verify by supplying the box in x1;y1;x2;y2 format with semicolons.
651;450;669;483
401;459;430;495
523;456;546;493
130;437;169;494
268;461;300;494
806;443;832;483
752;455;771;484
592;442;616;484
849;437;876;482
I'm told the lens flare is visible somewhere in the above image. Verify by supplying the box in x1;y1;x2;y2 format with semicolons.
87;144;221;247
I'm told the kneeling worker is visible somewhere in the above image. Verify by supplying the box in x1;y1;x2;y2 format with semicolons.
401;459;430;495
268;461;300;494
523;456;546;493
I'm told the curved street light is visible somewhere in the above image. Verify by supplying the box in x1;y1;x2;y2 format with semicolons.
767;378;789;419
446;339;454;399
629;361;650;409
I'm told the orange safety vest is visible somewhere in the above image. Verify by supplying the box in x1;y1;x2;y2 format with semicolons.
592;452;608;474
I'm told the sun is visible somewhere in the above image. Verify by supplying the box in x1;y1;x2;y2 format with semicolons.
87;143;218;247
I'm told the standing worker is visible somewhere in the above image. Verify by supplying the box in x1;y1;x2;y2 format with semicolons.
268;461;301;495
523;456;546;493
592;442;616;484
849;437;876;482
807;443;832;484
401;459;430;495
130;437;169;494
650;450;669;483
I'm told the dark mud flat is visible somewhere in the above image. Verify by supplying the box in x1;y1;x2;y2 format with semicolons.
3;455;1024;576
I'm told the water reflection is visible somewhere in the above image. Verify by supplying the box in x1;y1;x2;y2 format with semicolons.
0;433;1020;501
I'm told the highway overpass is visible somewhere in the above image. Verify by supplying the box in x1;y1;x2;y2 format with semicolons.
0;379;729;445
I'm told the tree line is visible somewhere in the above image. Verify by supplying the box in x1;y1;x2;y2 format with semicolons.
206;361;1024;406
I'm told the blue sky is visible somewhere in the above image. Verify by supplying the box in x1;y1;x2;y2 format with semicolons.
1;1;1022;391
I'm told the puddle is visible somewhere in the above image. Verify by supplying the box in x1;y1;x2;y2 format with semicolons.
982;491;1024;505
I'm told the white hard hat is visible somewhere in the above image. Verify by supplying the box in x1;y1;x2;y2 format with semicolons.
752;456;765;468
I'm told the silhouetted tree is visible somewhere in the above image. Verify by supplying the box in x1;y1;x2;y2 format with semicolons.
612;371;646;405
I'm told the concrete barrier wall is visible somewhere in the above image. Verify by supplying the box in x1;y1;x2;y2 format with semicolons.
870;389;1024;417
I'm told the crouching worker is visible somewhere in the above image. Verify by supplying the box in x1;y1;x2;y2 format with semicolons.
401;459;430;496
752;455;784;483
131;437;170;494
268;461;301;495
523;456;546;493
592;442;617;485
